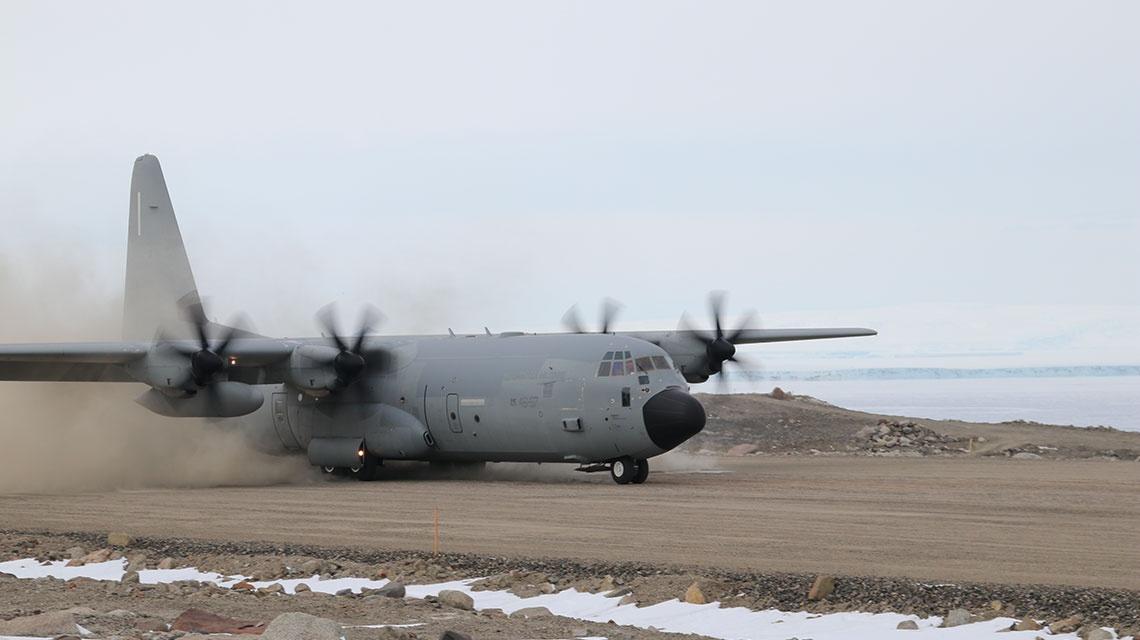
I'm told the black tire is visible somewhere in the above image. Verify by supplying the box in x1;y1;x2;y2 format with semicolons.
349;453;382;481
632;458;649;484
610;456;637;484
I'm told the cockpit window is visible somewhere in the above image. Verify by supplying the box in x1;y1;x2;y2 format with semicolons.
635;356;654;372
610;361;624;376
603;351;614;360
652;355;670;370
597;362;611;377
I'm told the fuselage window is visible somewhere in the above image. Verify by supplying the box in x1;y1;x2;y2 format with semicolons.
635;356;654;372
597;362;611;377
610;361;625;376
652;355;670;370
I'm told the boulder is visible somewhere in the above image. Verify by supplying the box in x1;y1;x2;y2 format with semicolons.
510;606;553;619
1012;452;1042;460
684;582;706;605
231;581;256;591
440;631;473;640
260;583;285;595
297;558;323;575
294;583;311;593
0;607;97;637
1012;618;1042;631
172;608;266;635
770;387;788;400
438;589;475;610
1081;627;1113;640
807;575;835;601
65;546;86;559
619;594;638;606
943;609;972;627
375;582;406;598
896;620;919;630
603;586;632;598
67;548;112;567
106;532;133;547
261;612;342;640
1051;615;1085;634
157;557;177;570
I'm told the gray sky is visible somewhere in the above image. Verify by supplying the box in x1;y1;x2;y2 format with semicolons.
1;1;1137;366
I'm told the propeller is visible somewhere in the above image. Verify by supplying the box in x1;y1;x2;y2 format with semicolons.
680;291;759;388
562;298;623;334
165;300;250;387
316;303;382;390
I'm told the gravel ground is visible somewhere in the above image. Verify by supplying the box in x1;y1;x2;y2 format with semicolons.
3;530;1139;635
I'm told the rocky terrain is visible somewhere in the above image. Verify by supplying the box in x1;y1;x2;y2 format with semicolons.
1;531;1137;639
689;391;1140;460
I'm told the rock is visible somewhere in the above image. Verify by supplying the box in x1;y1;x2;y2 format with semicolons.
684;582;707;605
106;532;133;547
375;582;405;597
172;609;266;635
157;557;177;570
1051;615;1085;634
943;609;972;627
896;620;919;630
260;583;284;594
123;571;140;584
65;546;85;559
440;631;473;640
807;575;835;601
294;583;311;593
438;589;475;610
571;627;589;637
261;612;342;640
297;558;323;575
231;581;256;591
770;386;788;400
1012;452;1042;460
0;607;97;637
334;588;354;596
509;606;553;619
1012;618;1043;631
67;548;112;567
726;443;760;456
603;586;633;598
1081;628;1113;640
618;594;637;606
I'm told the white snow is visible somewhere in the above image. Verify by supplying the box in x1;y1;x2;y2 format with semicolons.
0;557;1125;640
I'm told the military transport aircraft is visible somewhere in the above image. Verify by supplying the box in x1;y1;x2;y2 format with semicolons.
0;155;875;484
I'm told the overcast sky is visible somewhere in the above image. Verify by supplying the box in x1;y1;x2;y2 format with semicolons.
1;1;1137;366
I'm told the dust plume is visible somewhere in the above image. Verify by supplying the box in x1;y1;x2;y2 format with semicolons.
0;253;313;494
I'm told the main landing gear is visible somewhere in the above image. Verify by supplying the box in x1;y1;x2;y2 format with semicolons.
320;452;382;481
610;456;649;485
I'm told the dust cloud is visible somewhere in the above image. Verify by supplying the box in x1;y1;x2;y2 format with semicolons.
0;255;313;494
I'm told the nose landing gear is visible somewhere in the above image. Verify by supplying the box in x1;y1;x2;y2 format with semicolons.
610;456;649;485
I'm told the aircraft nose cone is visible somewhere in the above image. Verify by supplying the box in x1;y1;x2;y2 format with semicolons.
643;388;706;451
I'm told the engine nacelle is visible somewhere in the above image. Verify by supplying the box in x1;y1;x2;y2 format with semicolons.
286;344;341;396
135;381;265;418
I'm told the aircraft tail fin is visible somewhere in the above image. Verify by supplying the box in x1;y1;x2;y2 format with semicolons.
122;154;202;340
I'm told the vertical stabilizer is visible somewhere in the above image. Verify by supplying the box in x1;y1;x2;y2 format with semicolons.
123;154;201;340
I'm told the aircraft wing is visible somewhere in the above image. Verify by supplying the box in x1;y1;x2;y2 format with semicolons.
727;327;877;344
0;342;150;382
623;327;876;345
0;339;296;383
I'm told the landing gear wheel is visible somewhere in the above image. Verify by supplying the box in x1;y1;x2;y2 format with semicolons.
632;458;649;484
349;453;381;481
610;456;637;484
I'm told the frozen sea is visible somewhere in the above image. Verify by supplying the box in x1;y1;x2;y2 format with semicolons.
695;375;1140;432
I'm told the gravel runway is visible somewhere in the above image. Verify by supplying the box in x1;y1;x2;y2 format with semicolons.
1;456;1137;590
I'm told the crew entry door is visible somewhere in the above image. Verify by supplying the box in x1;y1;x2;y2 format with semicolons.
446;393;462;433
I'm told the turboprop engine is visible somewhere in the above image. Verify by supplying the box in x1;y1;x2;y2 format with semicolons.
135;381;264;418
